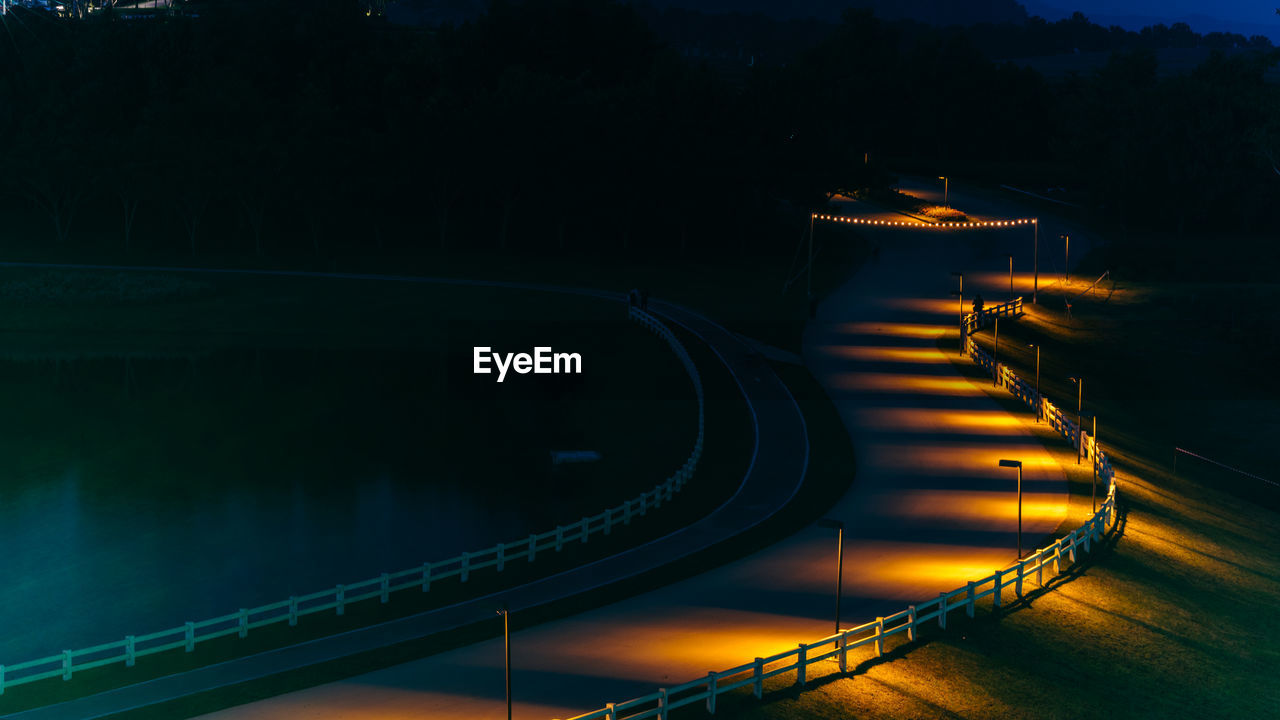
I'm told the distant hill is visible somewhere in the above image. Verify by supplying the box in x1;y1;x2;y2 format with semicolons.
640;0;1028;25
387;0;1029;28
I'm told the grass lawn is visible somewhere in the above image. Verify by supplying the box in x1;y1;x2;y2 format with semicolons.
699;278;1280;719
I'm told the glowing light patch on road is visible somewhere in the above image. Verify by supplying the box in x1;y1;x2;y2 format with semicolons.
862;408;1024;435
817;345;951;364
831;373;982;396
837;542;1019;595
832;322;947;339
871;443;1061;476
966;271;1042;293
877;297;959;315
878;490;1067;525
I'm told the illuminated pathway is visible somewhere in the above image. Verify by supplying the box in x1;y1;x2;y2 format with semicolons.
149;189;1074;720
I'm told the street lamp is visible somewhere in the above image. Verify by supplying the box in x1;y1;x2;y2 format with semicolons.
1069;376;1084;465
1005;253;1014;302
998;459;1024;558
1027;343;1041;422
938;176;949;207
497;606;512;720
1032;218;1039;304
950;271;964;357
1060;233;1070;284
816;518;845;638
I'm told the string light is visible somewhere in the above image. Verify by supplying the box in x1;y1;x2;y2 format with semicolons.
810;215;1038;230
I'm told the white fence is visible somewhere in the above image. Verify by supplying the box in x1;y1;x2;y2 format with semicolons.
0;306;704;695
560;296;1118;720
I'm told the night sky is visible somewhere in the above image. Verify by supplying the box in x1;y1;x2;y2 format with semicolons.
1024;0;1280;41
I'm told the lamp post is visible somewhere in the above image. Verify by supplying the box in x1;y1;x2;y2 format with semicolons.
1005;253;1014;302
1069;376;1084;465
1028;343;1041;422
950;271;964;357
497;606;512;720
817;518;845;638
938;176;949;207
998;459;1024;558
1032;218;1039;304
1060;233;1070;284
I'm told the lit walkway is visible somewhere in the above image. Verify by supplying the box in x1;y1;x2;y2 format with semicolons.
179;195;1071;719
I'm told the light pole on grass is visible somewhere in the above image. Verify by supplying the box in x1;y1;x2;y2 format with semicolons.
1028;343;1041;422
1060;233;1070;284
1069;376;1084;465
938;176;949;207
998;459;1024;559
817;518;845;638
1005;253;1014;302
497;606;512;720
1032;218;1039;304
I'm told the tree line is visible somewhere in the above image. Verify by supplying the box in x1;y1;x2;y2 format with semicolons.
0;0;1275;278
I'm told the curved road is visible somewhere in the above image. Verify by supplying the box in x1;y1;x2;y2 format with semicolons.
178;186;1076;719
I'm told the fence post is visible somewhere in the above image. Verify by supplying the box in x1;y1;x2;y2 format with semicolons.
240;607;250;636
604;511;613;536
422;562;431;592
874;618;885;657
581;517;590;543
966;581;976;618
126;635;136;667
555;527;564;552
938;592;948;629
1;664;4;695
1067;533;1078;564
706;671;718;713
796;644;807;686
1015;562;1024;598
497;543;506;572
653;487;662;509
185;621;196;652
1053;544;1062;575
907;605;917;642
289;596;298;626
605;702;617;720
658;687;669;719
753;658;765;698
623;501;632;525
639;494;648;516
993;570;1003;610
528;535;538;563
62;650;72;681
380;573;390;603
838;630;849;672
337;586;346;616
1084;526;1092;553
461;552;471;582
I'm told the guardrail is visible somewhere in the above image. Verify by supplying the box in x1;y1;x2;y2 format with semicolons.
0;305;705;695
559;295;1118;720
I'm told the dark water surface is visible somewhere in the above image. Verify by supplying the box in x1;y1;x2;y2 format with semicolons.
0;334;690;663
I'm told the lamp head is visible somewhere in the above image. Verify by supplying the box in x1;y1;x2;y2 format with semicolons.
998;459;1022;468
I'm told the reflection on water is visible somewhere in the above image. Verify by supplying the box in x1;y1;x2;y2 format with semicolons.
0;348;586;663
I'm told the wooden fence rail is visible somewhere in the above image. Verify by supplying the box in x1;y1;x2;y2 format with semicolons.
0;306;704;695
558;296;1119;720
